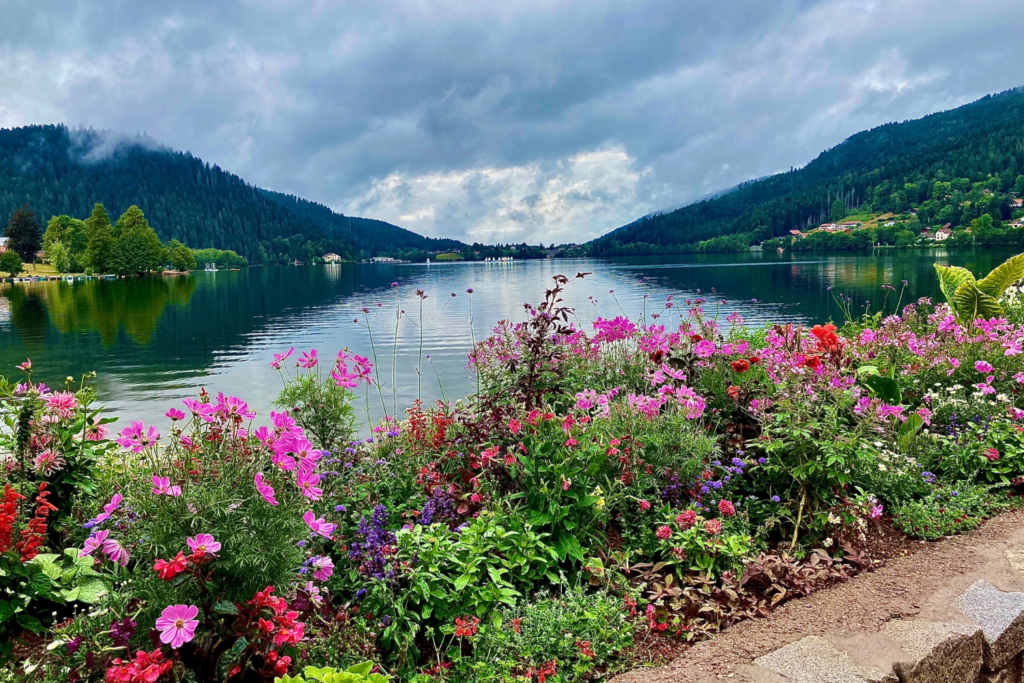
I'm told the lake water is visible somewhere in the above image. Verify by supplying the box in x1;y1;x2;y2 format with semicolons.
0;248;1018;428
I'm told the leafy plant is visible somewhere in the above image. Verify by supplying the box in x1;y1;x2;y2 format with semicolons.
934;253;1024;323
276;662;389;683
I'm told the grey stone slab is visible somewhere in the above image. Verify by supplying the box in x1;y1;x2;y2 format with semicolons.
881;620;985;683
956;580;1024;670
753;636;894;683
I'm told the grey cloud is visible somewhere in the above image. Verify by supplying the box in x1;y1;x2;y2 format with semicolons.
1;0;1023;243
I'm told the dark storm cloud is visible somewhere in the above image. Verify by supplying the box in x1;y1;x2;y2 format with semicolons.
2;0;1023;243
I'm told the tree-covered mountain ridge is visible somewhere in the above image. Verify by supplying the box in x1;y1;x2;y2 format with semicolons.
590;86;1024;254
0;124;458;264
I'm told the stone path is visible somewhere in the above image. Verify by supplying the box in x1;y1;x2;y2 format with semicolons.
612;508;1024;683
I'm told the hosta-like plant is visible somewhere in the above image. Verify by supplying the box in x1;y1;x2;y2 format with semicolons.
275;662;389;683
935;252;1024;323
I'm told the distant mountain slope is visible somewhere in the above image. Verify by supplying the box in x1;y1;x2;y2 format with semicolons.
261;190;465;254
591;87;1024;254
0;124;453;263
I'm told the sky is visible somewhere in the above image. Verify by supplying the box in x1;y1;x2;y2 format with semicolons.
1;0;1023;245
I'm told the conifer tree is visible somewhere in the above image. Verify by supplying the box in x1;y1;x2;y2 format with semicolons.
84;203;116;274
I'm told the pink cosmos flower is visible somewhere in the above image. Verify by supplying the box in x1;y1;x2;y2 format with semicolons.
331;364;360;388
183;398;216;423
299;349;318;368
270;347;295;369
272;451;297;472
79;530;109;557
156;605;199;649
117;421;160;453
103;538;130;566
187;533;221;556
255;473;278;505
975;360;995;374
94;493;122;524
693;340;717;358
311;555;334;581
253;426;276;446
296;467;323;501
165;408;186;422
303;510;336;538
215;393;256;421
151;476;182;497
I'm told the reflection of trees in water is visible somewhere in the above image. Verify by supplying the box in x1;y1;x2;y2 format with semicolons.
4;277;198;345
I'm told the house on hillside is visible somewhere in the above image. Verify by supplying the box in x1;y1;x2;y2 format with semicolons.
884;221;896;227
789;230;807;239
935;227;952;241
0;237;7;254
1012;198;1023;209
818;223;837;232
322;253;341;263
839;221;863;229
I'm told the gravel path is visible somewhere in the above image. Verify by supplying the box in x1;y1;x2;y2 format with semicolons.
612;508;1024;683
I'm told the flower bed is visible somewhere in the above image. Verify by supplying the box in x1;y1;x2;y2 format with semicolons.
5;260;1024;682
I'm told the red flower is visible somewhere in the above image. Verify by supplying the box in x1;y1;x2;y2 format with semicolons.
690;334;702;343
0;484;27;554
986;448;1000;461
675;510;697;528
576;640;595;658
16;484;56;562
718;500;735;517
748;356;761;364
655;525;672;541
727;386;740;400
454;616;479;638
730;359;750;374
704;519;722;535
153;552;188;581
512;617;522;634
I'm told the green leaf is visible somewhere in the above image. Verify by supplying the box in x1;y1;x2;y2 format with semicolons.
954;279;1004;323
454;574;472;591
218;636;249;680
934;263;976;306
977;252;1024;299
213;600;239;615
0;600;15;623
864;376;901;404
346;662;374;676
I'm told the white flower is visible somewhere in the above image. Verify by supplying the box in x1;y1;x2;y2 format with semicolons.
879;464;887;471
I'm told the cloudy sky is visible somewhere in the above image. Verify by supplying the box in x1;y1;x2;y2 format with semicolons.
2;0;1023;244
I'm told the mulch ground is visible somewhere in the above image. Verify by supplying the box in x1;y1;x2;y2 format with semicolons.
613;508;1024;682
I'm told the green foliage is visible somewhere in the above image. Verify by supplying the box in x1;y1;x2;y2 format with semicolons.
26;548;111;604
935;252;1024;323
47;240;71;273
273;371;356;450
42;216;87;272
450;586;636;683
655;511;754;578
167;239;196;271
192;247;248;268
84;203;115;274
0;251;22;277
109;205;164;276
275;662;389;683
892;484;1018;540
830;198;846;222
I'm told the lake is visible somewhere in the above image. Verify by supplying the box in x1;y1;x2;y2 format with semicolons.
1;248;1018;428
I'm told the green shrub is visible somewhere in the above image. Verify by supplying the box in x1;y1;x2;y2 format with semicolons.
892;483;1018;540
276;662;389;683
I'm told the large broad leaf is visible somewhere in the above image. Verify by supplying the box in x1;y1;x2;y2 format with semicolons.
978;252;1024;299
934;264;976;307
865;376;901;404
954;280;1004;323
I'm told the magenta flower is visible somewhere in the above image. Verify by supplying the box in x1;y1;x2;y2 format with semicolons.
151;476;182;497
255;473;278;505
296;467;323;501
270;347;295;369
975;360;995;374
183;397;216;423
156;604;199;649
45;391;79;420
311;555;334;581
215;393;256;421
303;510;336;538
165;408;186;422
116;421;160;452
103;538;130;566
94;493;122;524
187;533;221;556
16;358;31;371
79;530;109;557
299;349;318;368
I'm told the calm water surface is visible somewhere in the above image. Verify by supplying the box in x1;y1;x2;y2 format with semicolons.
0;249;1017;427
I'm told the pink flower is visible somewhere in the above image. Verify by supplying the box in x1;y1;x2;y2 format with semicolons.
79;530;109;557
508;418;522;436
151;476;182;497
187;533;221;556
215;393;255;421
117;421;160;452
94;493;122;524
271;347;295;369
45;391;79;420
103;538;130;566
675;510;697;529
655;525;672;541
299;349;318;368
255;473;278;506
694;340;717;358
975;360;995;374
718;500;735;517
562;479;571;492
85;419;108;441
156;604;199;649
639;500;651;511
16;359;31;371
165;408;186;422
303;510;336;538
311;555;334;581
296;467;323;501
704;519;722;535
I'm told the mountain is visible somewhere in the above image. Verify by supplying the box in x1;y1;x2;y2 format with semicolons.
590;86;1024;255
260;190;465;255
0;124;455;264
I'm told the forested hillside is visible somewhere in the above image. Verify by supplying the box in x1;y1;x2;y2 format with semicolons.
0;125;446;264
591;86;1024;255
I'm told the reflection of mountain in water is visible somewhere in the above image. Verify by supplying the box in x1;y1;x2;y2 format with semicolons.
0;266;406;388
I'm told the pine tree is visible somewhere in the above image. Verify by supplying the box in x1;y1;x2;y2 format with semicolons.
85;203;116;274
830;198;846;222
4;205;41;262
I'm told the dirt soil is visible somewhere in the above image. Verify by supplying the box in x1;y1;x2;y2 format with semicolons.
612;508;1024;683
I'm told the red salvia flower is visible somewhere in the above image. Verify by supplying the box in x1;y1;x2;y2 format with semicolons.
16;483;56;562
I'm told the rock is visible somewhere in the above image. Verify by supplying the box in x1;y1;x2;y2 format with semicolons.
957;580;1024;670
752;636;895;682
881;620;985;683
979;652;1022;683
1006;547;1024;579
